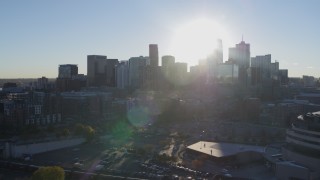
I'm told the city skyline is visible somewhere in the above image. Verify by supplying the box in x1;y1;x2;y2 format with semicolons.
1;0;320;78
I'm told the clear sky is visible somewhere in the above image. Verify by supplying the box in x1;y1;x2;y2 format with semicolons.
1;0;320;78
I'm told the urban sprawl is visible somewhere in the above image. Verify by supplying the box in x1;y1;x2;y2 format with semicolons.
0;40;320;180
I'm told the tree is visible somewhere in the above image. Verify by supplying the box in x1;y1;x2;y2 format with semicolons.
84;125;95;141
74;123;96;141
62;128;70;137
75;123;85;135
32;166;65;180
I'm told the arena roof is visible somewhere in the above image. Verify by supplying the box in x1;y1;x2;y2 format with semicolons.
187;141;265;158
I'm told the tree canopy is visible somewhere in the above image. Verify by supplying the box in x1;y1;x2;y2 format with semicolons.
32;166;65;180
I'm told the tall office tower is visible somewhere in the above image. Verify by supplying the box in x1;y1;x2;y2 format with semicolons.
173;62;188;86
129;56;148;89
270;61;279;80
217;62;239;83
190;65;200;79
161;55;175;89
58;64;78;78
105;58;119;87
87;55;118;87
229;40;250;85
87;55;107;86
161;55;175;77
56;64;86;92
229;40;250;67
149;44;159;67
215;39;223;64
279;69;288;85
116;61;129;89
251;54;272;84
251;54;271;69
207;39;224;79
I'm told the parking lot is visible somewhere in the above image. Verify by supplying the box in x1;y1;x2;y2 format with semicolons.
18;129;225;179
5;118;280;180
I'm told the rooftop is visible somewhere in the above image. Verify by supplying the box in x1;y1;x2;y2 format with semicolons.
187;141;264;158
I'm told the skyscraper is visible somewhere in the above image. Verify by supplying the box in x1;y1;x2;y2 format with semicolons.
173;62;188;86
159;55;175;90
251;54;272;83
149;44;159;67
58;64;78;78
105;58;119;87
56;64;86;92
87;55;118;87
215;39;223;64
128;56;148;89
162;55;175;68
207;39;224;79
229;40;250;68
87;55;107;87
116;61;129;89
161;55;175;78
229;40;250;85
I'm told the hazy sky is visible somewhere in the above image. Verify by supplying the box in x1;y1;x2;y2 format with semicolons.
1;0;320;78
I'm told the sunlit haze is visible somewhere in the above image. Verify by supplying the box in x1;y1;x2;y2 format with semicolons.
170;18;231;66
2;2;320;179
1;0;320;78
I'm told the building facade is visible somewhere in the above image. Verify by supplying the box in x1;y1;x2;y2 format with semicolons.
58;64;78;78
281;111;320;179
116;61;129;89
56;64;86;92
149;44;159;67
128;56;148;89
0;92;62;128
87;55;119;87
228;40;250;86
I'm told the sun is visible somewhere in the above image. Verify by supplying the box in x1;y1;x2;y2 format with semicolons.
170;18;228;66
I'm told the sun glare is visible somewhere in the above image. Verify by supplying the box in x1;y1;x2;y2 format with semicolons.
171;18;228;66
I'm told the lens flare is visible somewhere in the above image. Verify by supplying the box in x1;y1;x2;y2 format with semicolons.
127;107;149;127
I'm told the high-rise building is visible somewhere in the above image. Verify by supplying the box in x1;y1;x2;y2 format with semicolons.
229;40;250;68
270;61;279;80
36;76;53;90
215;39;223;64
217;61;239;83
143;66;161;90
251;54;271;69
302;75;316;87
161;55;175;77
158;55;175;90
229;40;250;86
142;44;160;90
87;55;107;86
58;64;78;78
162;55;175;68
105;58;119;87
116;61;129;89
129;56;148;89
279;69;288;85
251;54;272;84
149;44;159;67
207;39;224;79
87;55;118;87
173;62;188;86
56;64;86;92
